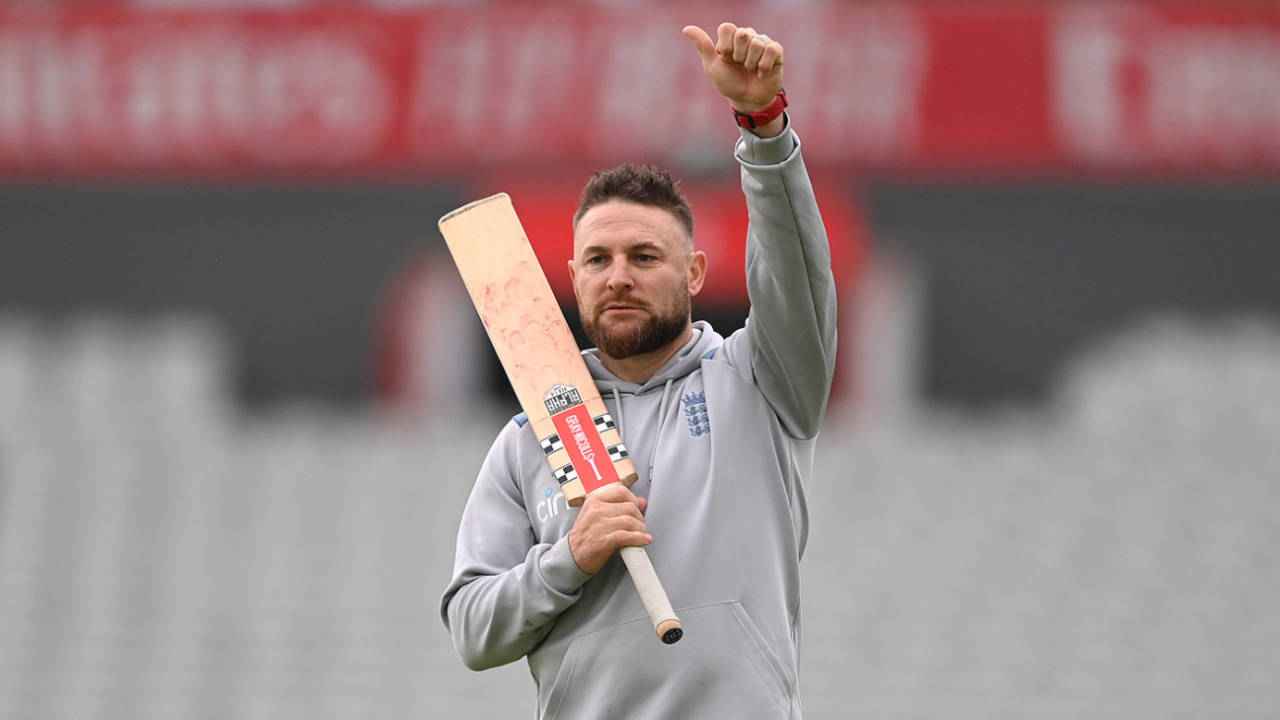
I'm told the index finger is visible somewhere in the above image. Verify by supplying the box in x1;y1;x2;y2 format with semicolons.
590;483;640;504
716;22;738;59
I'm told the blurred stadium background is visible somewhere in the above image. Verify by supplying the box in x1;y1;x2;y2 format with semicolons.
2;1;1279;718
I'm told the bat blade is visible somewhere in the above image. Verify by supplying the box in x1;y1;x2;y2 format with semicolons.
439;193;683;644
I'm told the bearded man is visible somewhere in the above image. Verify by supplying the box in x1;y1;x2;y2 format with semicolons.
442;21;837;719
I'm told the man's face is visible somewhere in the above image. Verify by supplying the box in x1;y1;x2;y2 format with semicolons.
570;200;706;360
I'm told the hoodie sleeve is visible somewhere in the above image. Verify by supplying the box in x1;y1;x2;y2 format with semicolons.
721;117;838;439
440;418;593;671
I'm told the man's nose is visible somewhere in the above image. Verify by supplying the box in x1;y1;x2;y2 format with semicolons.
606;261;633;291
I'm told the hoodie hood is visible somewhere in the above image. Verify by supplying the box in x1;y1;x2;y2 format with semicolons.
582;320;723;396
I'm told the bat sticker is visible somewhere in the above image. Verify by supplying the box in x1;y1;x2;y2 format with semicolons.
539;434;564;456
544;383;622;494
544;384;583;415
552;463;579;486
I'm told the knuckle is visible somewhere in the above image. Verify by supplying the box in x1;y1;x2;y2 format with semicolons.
617;531;645;547
618;517;644;533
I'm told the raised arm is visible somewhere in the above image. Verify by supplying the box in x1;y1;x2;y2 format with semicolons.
685;23;838;438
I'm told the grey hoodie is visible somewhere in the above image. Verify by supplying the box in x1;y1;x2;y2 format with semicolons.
442;120;837;719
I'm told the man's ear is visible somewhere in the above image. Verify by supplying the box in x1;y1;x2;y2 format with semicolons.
687;250;708;297
567;259;579;300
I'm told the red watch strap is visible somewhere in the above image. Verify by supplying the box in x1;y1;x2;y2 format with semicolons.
732;89;788;129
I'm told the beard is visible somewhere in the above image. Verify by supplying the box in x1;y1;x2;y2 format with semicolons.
580;287;691;360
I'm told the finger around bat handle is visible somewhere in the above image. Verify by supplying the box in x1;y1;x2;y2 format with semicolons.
568;484;651;575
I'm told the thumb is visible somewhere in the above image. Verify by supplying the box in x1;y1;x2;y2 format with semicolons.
682;25;716;63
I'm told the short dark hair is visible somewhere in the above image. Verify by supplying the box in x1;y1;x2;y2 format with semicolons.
574;164;694;244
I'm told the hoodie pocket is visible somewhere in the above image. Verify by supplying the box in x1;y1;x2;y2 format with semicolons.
541;601;793;720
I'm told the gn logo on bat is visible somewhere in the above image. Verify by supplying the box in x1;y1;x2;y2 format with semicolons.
544;384;583;414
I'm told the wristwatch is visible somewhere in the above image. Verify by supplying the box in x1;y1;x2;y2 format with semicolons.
732;89;788;129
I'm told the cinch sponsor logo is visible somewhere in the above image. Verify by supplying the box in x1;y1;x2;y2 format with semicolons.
536;485;569;525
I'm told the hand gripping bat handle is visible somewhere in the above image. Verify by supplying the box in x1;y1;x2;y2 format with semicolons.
619;545;683;644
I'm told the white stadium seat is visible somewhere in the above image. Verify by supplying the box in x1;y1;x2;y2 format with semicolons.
0;312;1277;719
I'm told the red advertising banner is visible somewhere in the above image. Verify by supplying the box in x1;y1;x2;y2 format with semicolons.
1;3;1278;177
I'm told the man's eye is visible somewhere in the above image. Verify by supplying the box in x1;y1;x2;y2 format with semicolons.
585;256;606;266
634;254;657;263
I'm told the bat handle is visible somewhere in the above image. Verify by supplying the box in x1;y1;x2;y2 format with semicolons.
619;545;683;644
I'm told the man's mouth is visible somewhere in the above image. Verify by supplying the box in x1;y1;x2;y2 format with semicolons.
601;301;645;314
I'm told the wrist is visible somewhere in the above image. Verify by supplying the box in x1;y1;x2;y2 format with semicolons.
731;89;787;130
543;534;593;592
746;113;786;139
730;98;772;114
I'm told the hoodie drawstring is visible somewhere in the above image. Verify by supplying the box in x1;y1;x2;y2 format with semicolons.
610;378;676;487
611;387;624;440
650;378;674;485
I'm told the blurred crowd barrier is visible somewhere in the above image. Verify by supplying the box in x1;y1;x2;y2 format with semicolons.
1;310;1276;719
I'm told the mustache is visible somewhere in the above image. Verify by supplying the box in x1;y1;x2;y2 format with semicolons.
595;295;648;312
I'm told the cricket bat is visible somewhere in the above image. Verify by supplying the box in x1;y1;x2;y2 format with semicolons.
438;193;684;645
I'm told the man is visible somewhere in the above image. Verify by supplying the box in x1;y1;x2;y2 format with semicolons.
441;21;836;719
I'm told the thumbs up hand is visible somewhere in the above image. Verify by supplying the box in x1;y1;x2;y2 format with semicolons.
682;22;784;113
